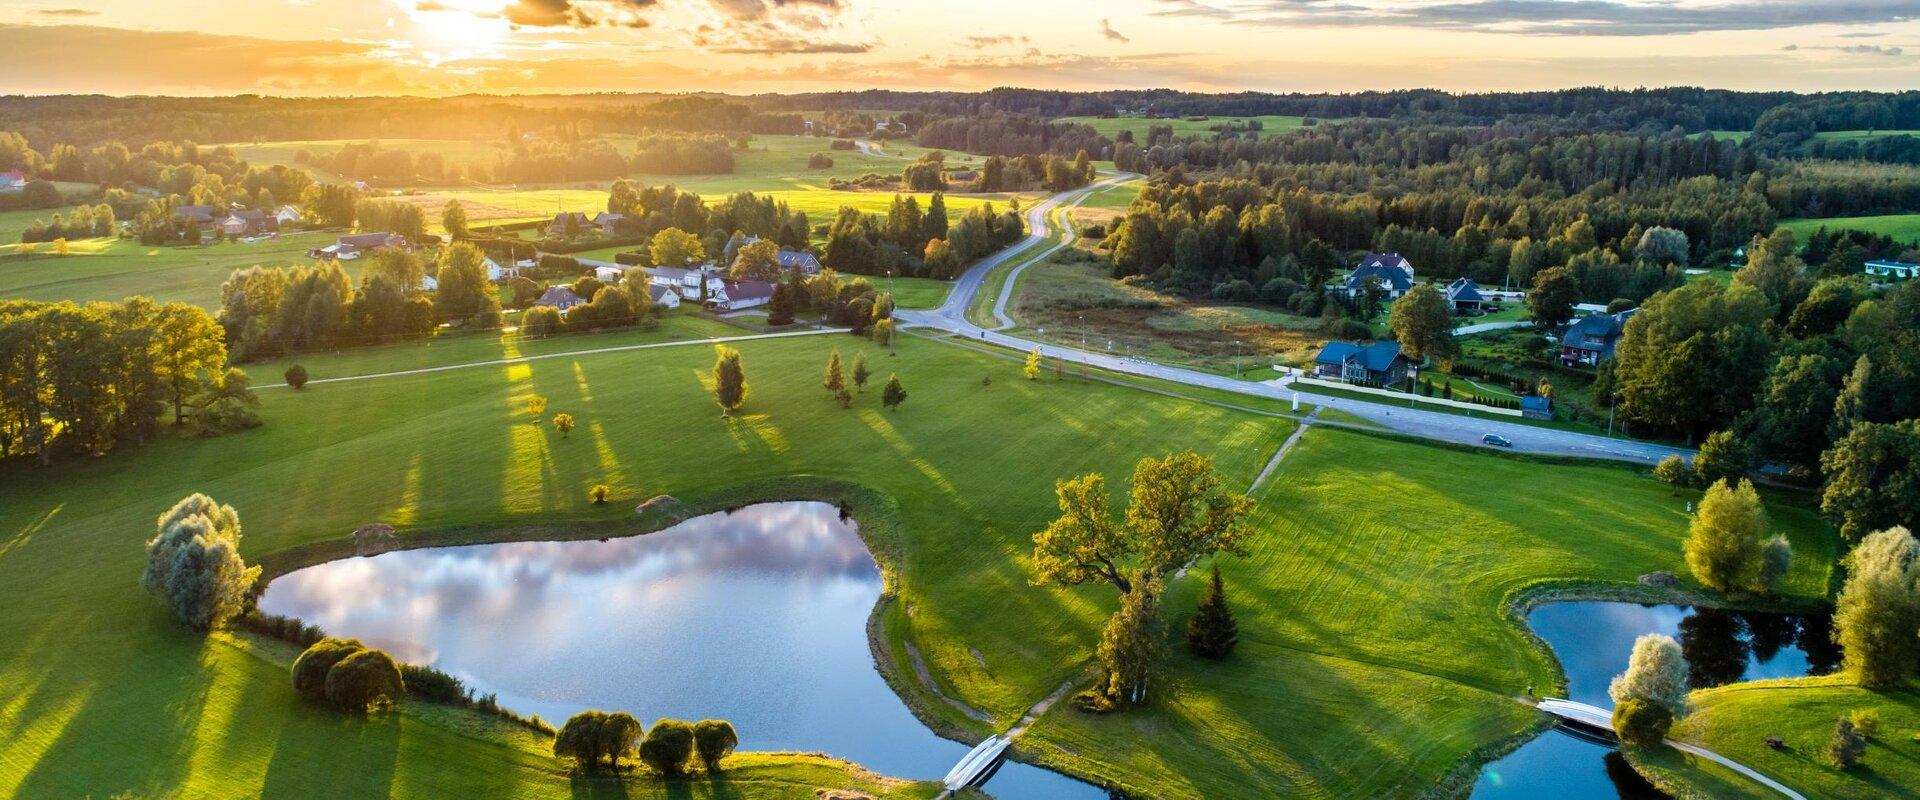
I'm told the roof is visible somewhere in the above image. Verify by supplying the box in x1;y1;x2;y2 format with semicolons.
1358;252;1413;272
1313;340;1404;372
1563;309;1637;348
646;284;675;303
174;205;216;222
535;286;583;308
1346;264;1414;293
775;250;822;272
339;232;405;248
724;280;776;302
1521;395;1551;411
1445;277;1484;303
1866;259;1919;269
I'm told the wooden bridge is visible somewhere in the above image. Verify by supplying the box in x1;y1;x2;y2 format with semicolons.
1536;698;1806;800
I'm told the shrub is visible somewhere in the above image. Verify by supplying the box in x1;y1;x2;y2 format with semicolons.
1756;535;1793;594
1828;717;1867;768
1612;698;1673;748
285;364;309;389
1849;708;1881;739
637;718;696;775
552;412;575;436
400;663;470;705
692;719;738;771
589;483;611;504
1654;454;1696;489
522;305;563;338
142;494;260;631
807;153;834;169
324;648;405;712
292;637;366;702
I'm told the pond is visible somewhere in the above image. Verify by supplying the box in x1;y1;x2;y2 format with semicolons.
1471;601;1837;799
259;501;1105;799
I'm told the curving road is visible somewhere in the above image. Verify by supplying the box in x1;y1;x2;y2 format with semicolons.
897;184;1695;466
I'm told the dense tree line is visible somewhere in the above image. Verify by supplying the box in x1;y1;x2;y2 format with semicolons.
820;195;1019;278
1;298;252;464
216;244;502;361
915;114;1105;158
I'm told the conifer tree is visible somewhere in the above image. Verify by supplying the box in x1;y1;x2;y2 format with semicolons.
882;373;907;411
852;351;871;392
1186;564;1238;659
823;350;845;396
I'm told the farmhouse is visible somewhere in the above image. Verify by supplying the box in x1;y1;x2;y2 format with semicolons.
592;212;625;234
535;285;586;313
273;205;303;225
1559;308;1637;366
0;171;24;191
174;205;218;225
545;212;595;238
1865;258;1920;280
218;209;277;237
1313;341;1412;386
716;280;776;311
648;265;727;301
725;233;824;275
308;232;410;261
1343;253;1417;299
646;283;681;310
1444;277;1485;312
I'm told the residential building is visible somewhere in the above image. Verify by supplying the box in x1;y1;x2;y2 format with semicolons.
716;280;775;311
724;233;823;275
273;205;303;225
591;212;626;234
308;232;411;261
1865;259;1920;280
218;209;277;237
1343;253;1417;299
646;284;681;310
535;285;586;313
174;205;218;225
545;212;595;239
1559;309;1638;366
1444;277;1485;312
1312;341;1413;386
0;171;24;191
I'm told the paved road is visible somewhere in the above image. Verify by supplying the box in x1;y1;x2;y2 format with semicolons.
1454;320;1532;336
898;189;1695;466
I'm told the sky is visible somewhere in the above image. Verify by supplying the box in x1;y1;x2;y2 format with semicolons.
5;0;1920;96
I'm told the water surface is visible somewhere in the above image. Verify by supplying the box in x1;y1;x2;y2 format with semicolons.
260;502;1103;799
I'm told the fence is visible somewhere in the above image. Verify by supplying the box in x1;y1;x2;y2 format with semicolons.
1287;372;1524;417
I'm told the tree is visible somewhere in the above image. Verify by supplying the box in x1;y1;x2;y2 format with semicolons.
1024;347;1042;380
442;199;469;239
1388;284;1460;365
1613;281;1773;440
882;373;906;410
552;412;575;437
1611;698;1674;748
521;305;563;337
923;237;961;279
527;395;547;420
1735;229;1805;309
1635;226;1690;267
1654;454;1697;489
767;281;796;326
692;719;738;771
1822;420;1920;542
1185;564;1238;659
323;648;404;712
142;494;260;631
730;239;780;281
1691;430;1752;487
185;367;261;436
597;712;643;767
637;718;696;775
555;710;639;769
1096;577;1164;707
822;350;845;396
1608;633;1689;714
152;303;228;425
1751;353;1846;473
1757;535;1793;595
1528;267;1581;331
284;364;309;390
649;227;705;268
712;345;747;414
1833;527;1920;688
292;637;365;702
589;483;610;504
1685;479;1767;593
1828;717;1868;768
870;318;894;349
852;351;871;392
1031;452;1253;596
433;242;502;326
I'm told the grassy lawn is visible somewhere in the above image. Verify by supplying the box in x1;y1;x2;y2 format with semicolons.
879;276;952;309
1780;214;1920;244
1455;302;1529;327
1641;674;1920;800
0;231;344;308
0;309;1853;798
1056;115;1325;140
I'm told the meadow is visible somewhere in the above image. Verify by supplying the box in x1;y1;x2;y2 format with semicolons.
1780;213;1920;245
0;312;1849;799
0;230;345;308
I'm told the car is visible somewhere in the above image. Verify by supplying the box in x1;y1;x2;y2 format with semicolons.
1482;433;1513;448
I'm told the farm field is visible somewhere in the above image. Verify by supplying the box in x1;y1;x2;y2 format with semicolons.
1780;213;1920;244
0;318;1841;799
1056;115;1324;139
0;230;344;308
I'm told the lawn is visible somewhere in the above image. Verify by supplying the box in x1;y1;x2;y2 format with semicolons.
0;315;1851;798
0;230;344;308
1056;115;1325;140
879;276;952;309
1780;214;1920;245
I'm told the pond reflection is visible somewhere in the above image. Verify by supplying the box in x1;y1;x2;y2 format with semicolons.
1471;601;1827;800
259;502;1103;799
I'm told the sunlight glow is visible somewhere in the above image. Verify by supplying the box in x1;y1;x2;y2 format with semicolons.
396;0;512;65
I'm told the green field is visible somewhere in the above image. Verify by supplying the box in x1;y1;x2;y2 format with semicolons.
1056;115;1323;140
0;301;1853;798
0;230;346;308
1780;214;1920;244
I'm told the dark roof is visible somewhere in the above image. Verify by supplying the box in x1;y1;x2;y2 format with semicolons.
1563;309;1637;349
1346;264;1414;293
536;286;583;308
1358;252;1412;272
646;284;675;303
339;232;405;248
174;205;216;222
725;280;775;302
1445;277;1484;303
775;250;822;272
1313;340;1404;372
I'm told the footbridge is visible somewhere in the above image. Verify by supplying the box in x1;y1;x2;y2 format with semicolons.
1536;698;1806;800
940;734;1011;795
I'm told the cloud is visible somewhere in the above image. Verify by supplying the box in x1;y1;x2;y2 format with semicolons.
503;0;656;28
34;7;98;15
685;0;866;54
962;34;1029;47
1100;18;1130;43
1155;0;1920;37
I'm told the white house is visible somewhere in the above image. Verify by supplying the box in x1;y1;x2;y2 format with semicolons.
1865;259;1920;280
1342;252;1417;299
714;280;775;311
273;205;303;225
646;283;681;310
593;264;625;283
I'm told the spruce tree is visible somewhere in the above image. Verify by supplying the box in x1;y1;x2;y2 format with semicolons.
1186;564;1238;659
852;351;871;392
823;350;845;396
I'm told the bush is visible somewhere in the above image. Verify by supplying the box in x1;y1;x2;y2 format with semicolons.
522;305;563;338
637;718;696;775
400;663;470;705
1756;535;1793;594
555;710;641;769
1653;454;1696;489
285;364;309;390
1849;708;1882;739
324;648;405;712
1326;318;1372;340
1612;697;1673;748
692;719;738;771
292;637;366;702
589;483;610;504
807;153;834;169
142;494;260;631
1829;717;1867;768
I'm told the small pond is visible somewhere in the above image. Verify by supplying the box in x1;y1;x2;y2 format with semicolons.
259;501;1105;799
1471;601;1837;799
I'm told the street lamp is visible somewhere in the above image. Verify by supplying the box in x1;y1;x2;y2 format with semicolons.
1607;390;1619;437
